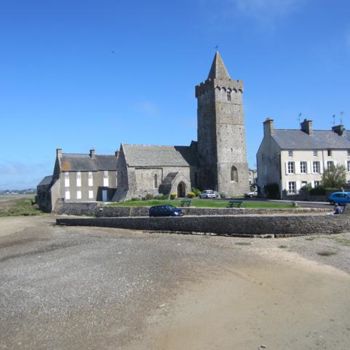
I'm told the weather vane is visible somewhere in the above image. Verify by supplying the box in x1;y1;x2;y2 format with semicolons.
298;112;302;123
340;111;344;125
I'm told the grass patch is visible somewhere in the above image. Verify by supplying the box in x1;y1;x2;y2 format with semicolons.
107;199;294;209
317;250;337;257
0;198;42;217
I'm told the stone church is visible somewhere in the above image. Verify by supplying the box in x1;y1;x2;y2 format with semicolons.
37;52;249;210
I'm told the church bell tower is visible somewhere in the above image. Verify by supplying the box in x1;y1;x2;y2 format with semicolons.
195;52;249;196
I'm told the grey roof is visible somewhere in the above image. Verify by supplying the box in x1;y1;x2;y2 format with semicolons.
208;51;231;80
60;154;117;172
38;175;53;187
122;144;197;167
272;129;350;150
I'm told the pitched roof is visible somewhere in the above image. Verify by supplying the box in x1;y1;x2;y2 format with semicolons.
208;51;231;80
272;129;350;150
121;144;197;167
60;153;117;172
38;175;53;187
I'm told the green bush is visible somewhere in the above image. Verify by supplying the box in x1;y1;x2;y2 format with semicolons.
309;186;326;195
219;192;227;199
154;194;168;200
143;193;154;200
191;188;201;197
264;183;280;199
170;193;177;200
187;191;195;198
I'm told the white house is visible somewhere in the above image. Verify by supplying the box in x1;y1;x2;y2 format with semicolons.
257;118;350;198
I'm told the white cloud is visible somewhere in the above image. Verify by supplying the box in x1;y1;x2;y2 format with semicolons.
202;0;309;28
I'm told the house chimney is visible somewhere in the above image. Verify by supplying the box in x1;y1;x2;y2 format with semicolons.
332;124;345;136
56;148;62;158
300;119;312;135
89;149;96;158
263;118;274;137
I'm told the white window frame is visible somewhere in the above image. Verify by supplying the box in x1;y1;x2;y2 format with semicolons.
76;190;82;200
64;172;70;187
288;181;296;194
88;190;94;199
287;161;295;174
65;190;70;200
327;161;334;169
88;172;93;187
300;161;307;173
76;171;81;187
103;171;109;187
313;161;320;173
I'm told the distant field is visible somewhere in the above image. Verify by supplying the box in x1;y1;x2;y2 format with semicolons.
0;195;42;217
107;199;294;209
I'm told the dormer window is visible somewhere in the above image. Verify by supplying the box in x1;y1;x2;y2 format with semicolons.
288;150;293;157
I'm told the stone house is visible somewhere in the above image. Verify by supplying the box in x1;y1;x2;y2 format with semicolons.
37;149;117;212
257;118;350;198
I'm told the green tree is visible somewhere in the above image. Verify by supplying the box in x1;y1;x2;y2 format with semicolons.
321;164;347;188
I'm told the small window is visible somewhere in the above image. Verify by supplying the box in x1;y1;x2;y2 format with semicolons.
288;150;293;157
88;190;94;199
231;166;238;182
65;190;70;200
313;161;320;173
347;161;350;172
313;150;318;156
88;172;93;187
76;172;81;187
103;171;109;187
300;161;307;173
288;182;296;194
227;91;231;101
77;190;82;200
64;172;70;187
327;161;334;169
348;150;350;157
314;181;320;188
154;174;158;188
287;161;295;174
327;149;332;156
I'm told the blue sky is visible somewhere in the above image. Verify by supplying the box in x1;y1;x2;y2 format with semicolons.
0;0;349;189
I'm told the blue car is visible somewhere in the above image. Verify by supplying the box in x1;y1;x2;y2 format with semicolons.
149;205;184;217
328;192;350;205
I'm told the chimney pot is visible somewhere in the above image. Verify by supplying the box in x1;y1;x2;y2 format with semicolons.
263;118;274;137
89;149;96;158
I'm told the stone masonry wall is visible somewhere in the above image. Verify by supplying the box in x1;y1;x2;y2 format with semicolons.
56;213;350;237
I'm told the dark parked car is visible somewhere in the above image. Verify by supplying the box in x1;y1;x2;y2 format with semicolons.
149;205;184;217
328;192;350;205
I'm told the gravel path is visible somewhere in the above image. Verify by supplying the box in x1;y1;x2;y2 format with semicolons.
1;216;350;349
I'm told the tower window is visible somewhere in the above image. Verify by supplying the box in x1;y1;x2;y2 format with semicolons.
227;91;231;101
231;166;238;182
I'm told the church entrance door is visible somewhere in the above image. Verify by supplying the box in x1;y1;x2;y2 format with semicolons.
177;182;186;198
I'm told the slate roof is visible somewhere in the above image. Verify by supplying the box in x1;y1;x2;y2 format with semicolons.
122;144;197;167
272;129;350;150
60;154;117;172
38;175;53;187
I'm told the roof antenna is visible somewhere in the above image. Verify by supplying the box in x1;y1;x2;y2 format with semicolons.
332;114;336;126
340;111;344;125
298;112;302;123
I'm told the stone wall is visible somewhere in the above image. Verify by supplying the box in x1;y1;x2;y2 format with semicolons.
56;213;350;237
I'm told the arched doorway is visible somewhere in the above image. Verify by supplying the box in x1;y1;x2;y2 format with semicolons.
177;182;186;198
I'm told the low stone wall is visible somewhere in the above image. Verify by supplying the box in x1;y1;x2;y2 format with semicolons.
56;213;349;237
54;202;332;217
